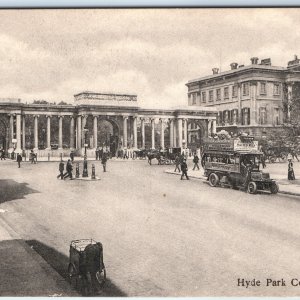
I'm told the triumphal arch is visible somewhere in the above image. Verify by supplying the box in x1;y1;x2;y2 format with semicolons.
0;92;217;157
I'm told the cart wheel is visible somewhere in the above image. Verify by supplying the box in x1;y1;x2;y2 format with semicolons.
96;267;106;287
209;173;219;187
247;181;257;194
270;182;279;194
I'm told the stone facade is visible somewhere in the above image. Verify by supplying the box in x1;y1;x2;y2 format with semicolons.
186;56;300;139
0;92;217;156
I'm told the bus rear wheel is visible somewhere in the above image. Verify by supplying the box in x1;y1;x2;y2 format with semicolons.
247;181;257;194
209;173;219;187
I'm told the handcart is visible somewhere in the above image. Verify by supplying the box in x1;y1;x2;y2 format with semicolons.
68;239;106;294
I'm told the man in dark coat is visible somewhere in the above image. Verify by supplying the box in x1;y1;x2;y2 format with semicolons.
17;153;22;168
101;153;108;172
181;159;189;180
70;151;74;162
174;155;181;172
192;154;200;170
288;159;295;180
57;161;65;180
64;159;73;179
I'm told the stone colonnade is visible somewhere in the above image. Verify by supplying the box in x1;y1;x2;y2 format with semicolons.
6;112;217;153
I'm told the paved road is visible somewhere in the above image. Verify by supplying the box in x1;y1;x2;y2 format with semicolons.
0;159;300;296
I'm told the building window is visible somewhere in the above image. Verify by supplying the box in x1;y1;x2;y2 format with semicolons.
209;90;214;102
192;93;196;105
274;83;280;95
259;107;267;124
224;87;229;99
242;83;249;96
216;89;221;101
202;91;206;103
232;85;238;97
260;82;267;95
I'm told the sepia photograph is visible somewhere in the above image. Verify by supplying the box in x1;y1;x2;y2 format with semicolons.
0;7;300;297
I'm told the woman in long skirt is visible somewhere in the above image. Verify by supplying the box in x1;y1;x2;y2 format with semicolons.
288;159;295;180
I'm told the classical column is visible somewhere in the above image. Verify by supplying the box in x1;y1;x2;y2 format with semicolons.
207;120;212;137
16;114;21;152
212;120;217;134
141;118;145;149
160;119;165;149
183;119;188;147
34;115;39;149
81;115;87;147
93;116;98;148
70;117;75;149
133;116;138;149
77;115;82;149
169;119;174;148
287;83;293;122
22;115;26;150
58;116;63;149
46;115;51;149
177;118;183;148
9;114;14;148
123;116;128;148
151;118;155;149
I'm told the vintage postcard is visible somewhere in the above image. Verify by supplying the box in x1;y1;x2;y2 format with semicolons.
0;7;300;297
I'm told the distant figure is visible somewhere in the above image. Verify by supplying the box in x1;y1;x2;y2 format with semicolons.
70;151;74;162
64;159;73;179
291;148;299;162
180;159;189;180
30;150;36;164
101;154;108;172
288;159;295;180
0;148;5;160
57;160;65;180
95;148;99;160
17;153;22;168
174;155;181;173
192;154;200;171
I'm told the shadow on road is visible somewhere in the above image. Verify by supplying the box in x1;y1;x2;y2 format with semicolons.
26;239;127;297
0;180;39;204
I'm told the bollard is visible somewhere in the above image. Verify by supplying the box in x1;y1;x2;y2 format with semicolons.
48;153;50;162
60;153;63;161
76;163;80;178
91;164;96;179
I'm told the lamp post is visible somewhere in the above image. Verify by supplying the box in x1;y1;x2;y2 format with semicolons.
82;125;89;177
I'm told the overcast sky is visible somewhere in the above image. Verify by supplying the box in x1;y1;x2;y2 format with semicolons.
0;8;300;108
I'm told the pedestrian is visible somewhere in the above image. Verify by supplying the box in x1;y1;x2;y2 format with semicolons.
192;154;200;170
291;148;299;162
1;149;5;160
17;153;22;168
64;159;73;179
261;153;266;169
101;153;108;172
288;158;295;180
95;148;99;160
174;155;181;172
99;148;103;160
180;158;189;180
70;151;74;162
57;160;65;180
30;150;36;164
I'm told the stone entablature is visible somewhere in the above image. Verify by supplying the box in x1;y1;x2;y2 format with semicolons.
74;91;138;107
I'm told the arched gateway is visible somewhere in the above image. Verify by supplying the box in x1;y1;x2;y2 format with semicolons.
0;92;217;156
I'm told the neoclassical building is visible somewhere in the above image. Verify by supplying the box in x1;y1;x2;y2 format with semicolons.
0;91;217;156
186;55;300;138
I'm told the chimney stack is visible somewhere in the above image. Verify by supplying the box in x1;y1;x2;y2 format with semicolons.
250;57;259;65
212;68;219;74
230;62;238;70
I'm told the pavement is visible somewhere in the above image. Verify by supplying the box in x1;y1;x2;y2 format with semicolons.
165;165;300;197
0;217;78;296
